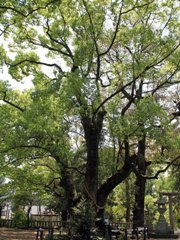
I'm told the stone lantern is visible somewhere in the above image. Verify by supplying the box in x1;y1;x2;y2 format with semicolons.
154;196;172;235
149;195;178;239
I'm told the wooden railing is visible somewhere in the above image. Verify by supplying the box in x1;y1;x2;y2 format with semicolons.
110;221;133;229
0;219;61;229
0;219;14;228
29;220;61;228
0;219;133;231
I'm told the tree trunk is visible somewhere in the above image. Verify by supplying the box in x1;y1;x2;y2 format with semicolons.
133;136;147;229
133;176;146;228
60;169;78;214
84;124;99;197
26;204;32;228
125;179;131;222
82;111;105;199
0;206;2;219
61;210;68;227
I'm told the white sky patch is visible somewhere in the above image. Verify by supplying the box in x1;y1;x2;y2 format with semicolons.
0;65;34;90
0;35;34;90
0;33;68;91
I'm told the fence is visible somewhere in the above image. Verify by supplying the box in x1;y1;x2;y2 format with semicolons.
110;221;133;230
0;219;61;229
0;219;14;228
0;219;133;230
109;222;149;240
0;219;149;240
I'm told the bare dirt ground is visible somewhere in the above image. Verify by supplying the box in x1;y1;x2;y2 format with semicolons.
0;227;49;240
0;227;179;240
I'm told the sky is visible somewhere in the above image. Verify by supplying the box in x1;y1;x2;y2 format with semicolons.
0;34;34;91
0;31;55;91
0;66;34;91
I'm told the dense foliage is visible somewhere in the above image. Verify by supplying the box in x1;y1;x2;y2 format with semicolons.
0;0;179;236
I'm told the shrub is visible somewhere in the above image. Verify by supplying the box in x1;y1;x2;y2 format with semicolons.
70;198;98;240
12;206;27;228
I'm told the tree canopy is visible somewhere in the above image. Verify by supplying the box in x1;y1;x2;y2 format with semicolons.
0;0;179;232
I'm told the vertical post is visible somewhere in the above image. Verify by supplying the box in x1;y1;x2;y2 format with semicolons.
36;227;44;240
48;227;54;240
36;228;39;240
168;195;174;232
40;228;44;240
143;227;146;240
124;228;128;240
136;227;139;240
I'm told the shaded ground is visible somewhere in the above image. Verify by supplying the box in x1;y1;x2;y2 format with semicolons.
0;228;43;240
0;227;179;240
0;227;59;240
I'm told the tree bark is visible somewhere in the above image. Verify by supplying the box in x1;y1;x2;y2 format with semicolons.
133;136;147;229
133;175;146;228
125;179;131;222
60;169;78;215
0;206;2;219
26;203;32;228
81;111;105;199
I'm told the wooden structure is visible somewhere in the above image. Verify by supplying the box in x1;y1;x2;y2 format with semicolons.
31;213;59;222
0;219;61;228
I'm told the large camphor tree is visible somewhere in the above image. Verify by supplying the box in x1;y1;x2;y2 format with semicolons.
0;0;180;230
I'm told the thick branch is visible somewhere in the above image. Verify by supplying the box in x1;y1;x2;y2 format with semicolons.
96;155;138;207
2;91;24;112
45;177;61;188
0;0;59;18
121;97;135;115
121;0;154;15
27;37;71;59
94;42;180;115
7;59;63;72
45;19;74;59
152;63;180;95
100;0;124;57
94;79;135;116
132;155;180;179
82;0;100;81
162;9;173;32
0;23;12;36
100;0;154;57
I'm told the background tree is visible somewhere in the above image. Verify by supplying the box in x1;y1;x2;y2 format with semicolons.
1;158;56;226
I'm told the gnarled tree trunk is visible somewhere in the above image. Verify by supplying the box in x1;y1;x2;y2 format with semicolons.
81;111;105;200
133;136;147;229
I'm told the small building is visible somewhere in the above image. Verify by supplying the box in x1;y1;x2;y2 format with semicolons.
1;203;12;219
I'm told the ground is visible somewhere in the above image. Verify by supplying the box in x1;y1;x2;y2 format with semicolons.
0;227;179;240
0;227;60;240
